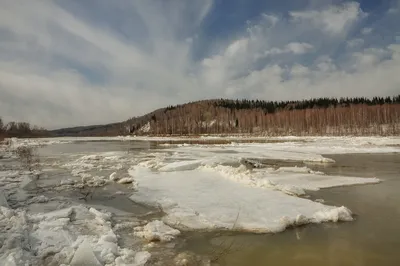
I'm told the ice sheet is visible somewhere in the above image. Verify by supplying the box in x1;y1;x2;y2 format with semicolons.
158;160;205;172
260;170;380;191
129;166;353;233
160;136;400;164
162;145;336;163
199;164;380;194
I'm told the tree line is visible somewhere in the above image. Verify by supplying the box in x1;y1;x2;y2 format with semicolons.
4;95;399;138
127;95;400;136
213;95;400;113
0;118;50;139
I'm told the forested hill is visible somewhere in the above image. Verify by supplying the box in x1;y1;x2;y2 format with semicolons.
52;95;400;137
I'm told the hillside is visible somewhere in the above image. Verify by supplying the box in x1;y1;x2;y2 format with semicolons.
52;95;400;137
51;123;124;137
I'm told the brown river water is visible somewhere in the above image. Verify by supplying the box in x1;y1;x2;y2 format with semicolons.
34;141;400;266
182;153;400;266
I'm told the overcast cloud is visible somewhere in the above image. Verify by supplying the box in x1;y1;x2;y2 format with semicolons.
0;0;399;128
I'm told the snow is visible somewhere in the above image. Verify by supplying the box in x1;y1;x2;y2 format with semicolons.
115;251;151;266
109;172;118;181
7;137;72;149
196;164;379;196
274;166;322;174
70;240;102;266
162;145;336;163
120;136;388;232
139;122;151;133
152;136;400;163
0;205;151;266
134;220;181;242
117;177;136;184
158;160;204;172
60;152;135;188
131;251;152;266
129;166;354;233
8;136;400;149
89;207;112;223
2;135;398;264
260;170;380;191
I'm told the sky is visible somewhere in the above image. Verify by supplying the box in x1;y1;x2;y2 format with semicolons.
0;0;400;129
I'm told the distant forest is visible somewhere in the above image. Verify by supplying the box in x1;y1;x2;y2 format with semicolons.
127;95;400;136
167;95;400;113
0;118;50;140
4;95;400;138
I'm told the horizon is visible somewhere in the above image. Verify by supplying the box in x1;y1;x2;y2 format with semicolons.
1;0;400;128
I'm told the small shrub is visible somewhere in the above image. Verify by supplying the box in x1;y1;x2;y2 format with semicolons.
210;211;241;263
14;146;40;171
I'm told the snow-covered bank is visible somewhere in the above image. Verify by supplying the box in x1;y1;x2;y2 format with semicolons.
9;135;400;145
6;138;72;149
128;135;400;147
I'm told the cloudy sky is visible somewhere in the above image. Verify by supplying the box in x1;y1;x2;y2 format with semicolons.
0;0;400;128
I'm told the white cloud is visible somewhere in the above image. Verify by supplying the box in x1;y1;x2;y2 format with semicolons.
225;39;249;58
285;42;314;54
0;0;210;128
347;38;364;48
290;2;367;35
361;27;373;35
232;45;400;100
261;14;279;26
262;43;313;56
0;0;398;128
290;64;310;77
315;56;337;72
351;48;391;69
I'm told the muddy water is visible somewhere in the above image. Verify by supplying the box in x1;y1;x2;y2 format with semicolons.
36;140;160;216
183;153;400;266
37;142;400;266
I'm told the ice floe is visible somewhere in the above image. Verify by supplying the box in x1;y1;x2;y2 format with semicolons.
109;172;118;181
0;190;9;208
129;166;354;233
0;205;152;266
70;240;102;266
134;220;181;242
2;135;398;264
117;177;136;185
196;164;379;196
